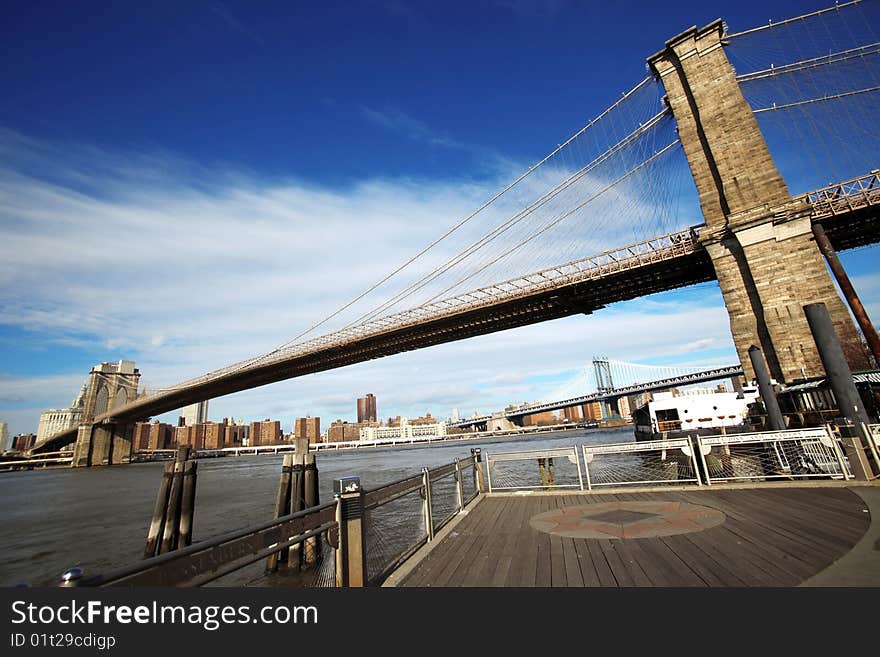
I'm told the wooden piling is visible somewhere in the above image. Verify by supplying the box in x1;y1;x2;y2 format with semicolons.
160;460;185;554
266;454;293;572
177;460;198;549
144;445;198;558
288;452;305;571
144;462;173;558
303;451;319;566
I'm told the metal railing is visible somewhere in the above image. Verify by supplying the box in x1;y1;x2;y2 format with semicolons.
485;447;584;492
695;427;851;485
360;455;481;585
581;438;702;490
64;453;484;588
71;501;338;587
801;171;880;220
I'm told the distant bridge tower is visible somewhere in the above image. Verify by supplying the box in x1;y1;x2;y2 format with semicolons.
592;357;619;418
648;20;870;383
72;360;141;467
593;357;614;394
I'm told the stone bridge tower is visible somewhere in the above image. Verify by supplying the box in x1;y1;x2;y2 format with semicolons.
647;20;870;384
72;360;141;467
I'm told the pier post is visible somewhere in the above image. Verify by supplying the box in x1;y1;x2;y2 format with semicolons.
177;460;198;549
471;448;485;493
748;346;786;431
421;468;434;541
804;303;876;480
287;436;308;571
303;450;319;567
454;459;463;512
144;462;173;558
334;477;366;587
266;454;293;572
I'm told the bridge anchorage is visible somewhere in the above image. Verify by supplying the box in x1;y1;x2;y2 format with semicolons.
29;1;880;465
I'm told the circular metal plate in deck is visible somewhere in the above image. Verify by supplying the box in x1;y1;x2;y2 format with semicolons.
529;501;726;539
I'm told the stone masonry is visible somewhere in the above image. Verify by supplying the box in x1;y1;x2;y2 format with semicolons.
648;21;869;382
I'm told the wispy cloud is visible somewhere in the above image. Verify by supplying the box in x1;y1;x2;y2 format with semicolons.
209;3;266;46
359;106;499;159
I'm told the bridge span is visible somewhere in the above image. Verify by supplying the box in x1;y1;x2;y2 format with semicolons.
32;174;880;455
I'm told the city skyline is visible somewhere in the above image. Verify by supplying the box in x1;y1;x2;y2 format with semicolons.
1;0;878;437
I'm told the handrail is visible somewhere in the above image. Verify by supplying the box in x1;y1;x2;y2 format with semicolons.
81;500;337;587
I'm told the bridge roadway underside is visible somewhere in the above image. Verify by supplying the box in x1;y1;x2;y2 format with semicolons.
35;210;876;453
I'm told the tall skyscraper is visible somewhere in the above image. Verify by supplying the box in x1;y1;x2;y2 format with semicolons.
357;393;377;423
181;400;209;426
0;422;8;451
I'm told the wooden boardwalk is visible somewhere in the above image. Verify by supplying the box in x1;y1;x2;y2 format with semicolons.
394;487;872;587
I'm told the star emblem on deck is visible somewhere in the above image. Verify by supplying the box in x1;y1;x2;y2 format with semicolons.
529;501;726;539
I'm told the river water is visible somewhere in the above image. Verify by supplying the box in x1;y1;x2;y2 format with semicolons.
0;426;633;587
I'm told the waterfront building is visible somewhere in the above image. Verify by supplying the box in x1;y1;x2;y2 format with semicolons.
327;420;365;442
133;422;175;450
35;383;87;444
203;420;227;449
0;422;8;451
295;416;321;444
133;423;150;450
224;420;247;447
249;419;282;446
357;393;377;423
12;433;37;451
175;424;206;449
359;416;447;441
181;400;209;426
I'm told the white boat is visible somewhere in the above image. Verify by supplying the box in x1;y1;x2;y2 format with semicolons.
633;386;760;441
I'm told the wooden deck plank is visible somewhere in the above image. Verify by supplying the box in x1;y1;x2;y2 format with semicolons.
447;497;515;586
405;496;503;587
511;496;542;587
702;490;864;557
605;539;654;586
596;539;636;587
671;490;836;576
534;497;553;587
489;494;535;586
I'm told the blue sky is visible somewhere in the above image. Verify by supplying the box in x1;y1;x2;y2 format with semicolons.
1;0;878;437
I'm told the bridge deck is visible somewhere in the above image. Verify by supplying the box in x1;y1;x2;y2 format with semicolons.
389;485;876;587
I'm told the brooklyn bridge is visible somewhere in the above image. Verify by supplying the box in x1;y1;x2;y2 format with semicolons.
31;1;880;465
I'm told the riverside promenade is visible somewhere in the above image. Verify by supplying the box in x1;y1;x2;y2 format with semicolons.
384;482;880;587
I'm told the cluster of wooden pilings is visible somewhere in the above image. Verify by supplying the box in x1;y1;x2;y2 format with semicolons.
144;446;198;558
266;436;320;573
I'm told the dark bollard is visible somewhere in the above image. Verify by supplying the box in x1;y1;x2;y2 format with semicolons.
748;345;786;430
804;302;874;479
471;448;484;493
804;303;870;426
334;477;366;587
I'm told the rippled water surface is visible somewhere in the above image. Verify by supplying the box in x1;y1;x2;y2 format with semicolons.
0;426;633;586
